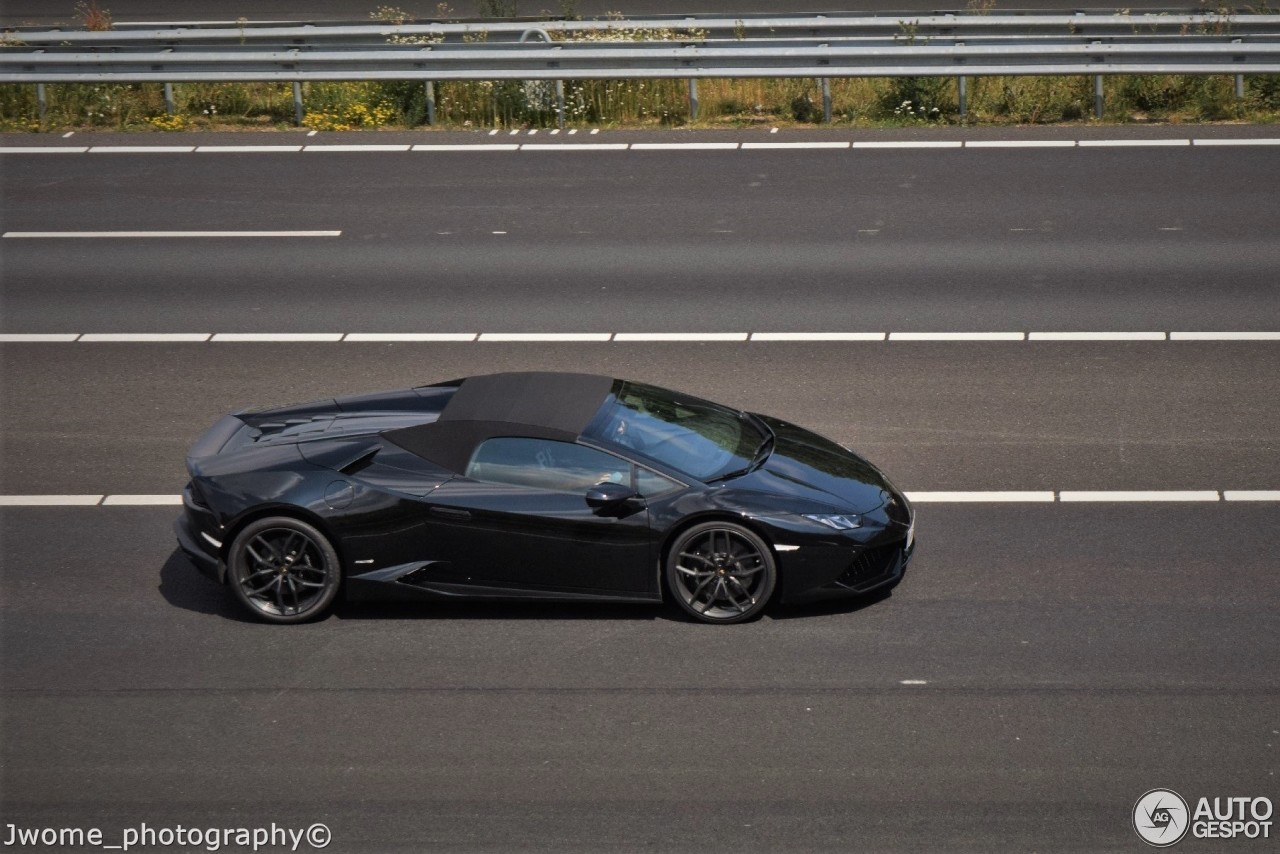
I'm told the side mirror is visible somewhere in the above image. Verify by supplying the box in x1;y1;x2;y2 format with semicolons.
585;482;641;515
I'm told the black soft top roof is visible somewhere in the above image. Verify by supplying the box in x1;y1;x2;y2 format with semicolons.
383;372;616;473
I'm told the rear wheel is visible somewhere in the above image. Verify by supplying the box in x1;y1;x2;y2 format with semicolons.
666;522;776;624
228;517;340;624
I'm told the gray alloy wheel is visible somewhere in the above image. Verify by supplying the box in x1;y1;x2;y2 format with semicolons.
666;522;777;624
228;517;340;624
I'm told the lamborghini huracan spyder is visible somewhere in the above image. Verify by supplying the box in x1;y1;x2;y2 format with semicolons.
176;372;915;624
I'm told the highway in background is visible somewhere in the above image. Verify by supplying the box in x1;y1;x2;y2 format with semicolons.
0;0;1216;26
1;128;1277;850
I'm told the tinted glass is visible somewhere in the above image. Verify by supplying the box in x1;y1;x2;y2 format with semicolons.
636;467;681;498
467;437;630;494
586;381;766;481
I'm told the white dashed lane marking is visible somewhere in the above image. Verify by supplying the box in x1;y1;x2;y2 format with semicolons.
751;332;886;341
343;333;477;342
78;333;212;342
889;332;1026;341
1;331;1277;343
907;492;1056;503
478;333;612;342
613;332;750;341
196;146;304;153
209;332;344;342
1058;490;1222;502
1170;331;1280;340
1027;331;1167;341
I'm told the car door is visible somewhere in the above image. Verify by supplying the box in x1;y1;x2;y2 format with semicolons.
421;437;657;597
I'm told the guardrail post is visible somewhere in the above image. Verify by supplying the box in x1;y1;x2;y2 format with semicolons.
292;82;304;126
555;79;565;129
163;82;175;115
688;78;699;120
1234;38;1245;100
820;77;831;123
36;83;47;124
1094;75;1104;119
425;80;435;125
958;75;967;117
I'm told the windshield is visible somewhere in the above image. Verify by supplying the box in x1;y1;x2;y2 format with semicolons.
585;381;768;481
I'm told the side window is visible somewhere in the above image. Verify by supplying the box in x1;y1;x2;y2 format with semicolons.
636;467;681;498
467;437;631;494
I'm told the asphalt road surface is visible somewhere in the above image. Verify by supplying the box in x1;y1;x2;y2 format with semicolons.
0;1;1214;27
1;128;1277;851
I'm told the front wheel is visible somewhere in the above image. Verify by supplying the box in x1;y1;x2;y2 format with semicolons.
228;516;340;624
665;522;776;624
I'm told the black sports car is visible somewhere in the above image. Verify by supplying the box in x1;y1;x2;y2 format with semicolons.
176;372;914;624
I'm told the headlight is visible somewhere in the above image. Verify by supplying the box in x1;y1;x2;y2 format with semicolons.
803;513;862;530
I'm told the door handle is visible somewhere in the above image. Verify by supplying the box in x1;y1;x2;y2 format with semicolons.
430;506;472;521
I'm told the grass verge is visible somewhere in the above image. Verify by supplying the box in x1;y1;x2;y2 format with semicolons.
2;75;1279;133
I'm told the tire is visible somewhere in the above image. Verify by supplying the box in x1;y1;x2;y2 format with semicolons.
228;516;341;624
665;521;777;624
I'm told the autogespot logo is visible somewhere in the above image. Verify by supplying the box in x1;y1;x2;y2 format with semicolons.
1134;789;1191;847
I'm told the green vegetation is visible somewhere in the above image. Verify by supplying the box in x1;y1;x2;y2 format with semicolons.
1;1;1277;131
2;74;1276;133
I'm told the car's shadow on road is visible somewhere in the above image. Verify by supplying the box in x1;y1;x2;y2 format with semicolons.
161;548;896;624
157;548;259;623
767;589;893;620
334;599;667;622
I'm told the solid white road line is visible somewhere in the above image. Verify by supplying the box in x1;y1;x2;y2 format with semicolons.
101;495;183;506
1223;491;1280;501
1059;490;1221;502
1192;138;1280;146
0;495;103;506
304;144;411;152
630;142;740;150
78;333;212;342
195;145;304;152
520;143;629;151
1171;331;1280;340
89;146;195;153
890;332;1026;341
412;144;520;151
211;333;344;342
5;331;1279;344
1028;331;1167;341
1076;139;1190;147
750;332;886;341
3;139;1276;155
343;333;478;342
965;140;1076;148
852;141;962;149
613;332;750;342
0;146;88;154
478;333;613;342
905;491;1056;503
2;231;341;238
0;333;81;342
741;142;851;149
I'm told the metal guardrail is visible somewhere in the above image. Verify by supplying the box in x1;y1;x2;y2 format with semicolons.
5;39;1279;82
7;13;1280;44
3;13;1278;126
